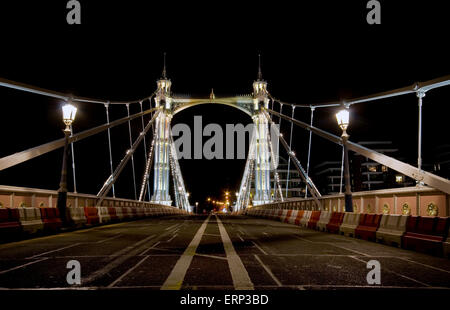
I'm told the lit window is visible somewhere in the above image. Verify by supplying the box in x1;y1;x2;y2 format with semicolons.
395;175;404;183
381;165;388;172
368;166;377;172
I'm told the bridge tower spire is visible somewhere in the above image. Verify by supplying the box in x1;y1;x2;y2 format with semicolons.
151;56;173;206
257;54;263;81
250;54;273;206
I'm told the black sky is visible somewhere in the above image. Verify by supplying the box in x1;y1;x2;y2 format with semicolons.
0;1;449;206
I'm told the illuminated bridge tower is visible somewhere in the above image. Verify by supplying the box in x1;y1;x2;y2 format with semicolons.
251;67;272;205
151;71;172;206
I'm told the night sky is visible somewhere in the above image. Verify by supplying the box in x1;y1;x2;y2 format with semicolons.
1;1;449;208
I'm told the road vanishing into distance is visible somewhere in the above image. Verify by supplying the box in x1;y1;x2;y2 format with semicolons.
0;215;449;290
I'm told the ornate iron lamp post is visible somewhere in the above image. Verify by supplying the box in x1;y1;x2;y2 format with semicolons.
336;108;353;212
57;103;77;224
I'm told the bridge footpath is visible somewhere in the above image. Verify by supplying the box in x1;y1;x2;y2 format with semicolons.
0;214;449;290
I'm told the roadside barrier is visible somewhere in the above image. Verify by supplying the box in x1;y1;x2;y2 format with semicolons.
339;213;361;237
402;216;449;256
375;214;409;247
316;211;332;232
307;211;321;230
98;207;111;224
18;207;44;234
299;210;312;227
355;214;382;241
40;207;62;232
67;207;87;228
326;212;345;234
84;207;100;226
0;208;22;237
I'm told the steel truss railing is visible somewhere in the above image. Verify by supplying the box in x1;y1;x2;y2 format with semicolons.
264;111;322;209
96;110;160;206
267;109;450;195
0;107;158;171
168;128;190;211
236;130;257;211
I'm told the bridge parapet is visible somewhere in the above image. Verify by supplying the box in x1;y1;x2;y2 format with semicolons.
0;185;177;210
251;186;449;217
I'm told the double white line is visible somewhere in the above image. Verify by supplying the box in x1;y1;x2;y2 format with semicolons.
161;215;253;290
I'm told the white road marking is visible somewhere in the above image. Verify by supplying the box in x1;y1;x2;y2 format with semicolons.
4;284;449;290
237;234;245;242
293;235;370;257
254;254;282;287
165;223;180;231
161;215;210;290
139;241;161;256
195;254;228;261
252;241;268;255
216;216;254;290
108;256;150;287
203;233;221;237
0;258;49;275
95;234;122;244
82;234;156;285
397;257;450;274
349;256;431;287
166;234;177;243
26;243;82;259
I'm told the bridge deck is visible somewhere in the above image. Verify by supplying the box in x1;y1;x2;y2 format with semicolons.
0;215;449;290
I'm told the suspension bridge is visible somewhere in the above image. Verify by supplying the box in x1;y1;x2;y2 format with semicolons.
0;62;449;290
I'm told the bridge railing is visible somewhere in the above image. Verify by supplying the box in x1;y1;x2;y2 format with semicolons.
0;185;176;210
251;186;449;217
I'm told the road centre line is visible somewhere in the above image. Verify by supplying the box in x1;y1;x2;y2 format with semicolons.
161;215;210;290
216;215;254;290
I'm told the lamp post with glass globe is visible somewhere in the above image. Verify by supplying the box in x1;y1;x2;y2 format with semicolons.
336;108;353;212
57;103;77;224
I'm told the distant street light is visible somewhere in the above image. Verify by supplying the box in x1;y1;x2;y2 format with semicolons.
57;103;77;224
195;201;199;214
336;108;353;212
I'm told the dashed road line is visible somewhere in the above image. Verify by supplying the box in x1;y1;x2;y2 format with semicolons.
396;257;450;274
252;241;268;255
26;243;82;259
161;215;210;290
108;256;150;287
216;216;254;290
82;234;156;285
0;258;49;275
254;254;282;287
349;255;431;287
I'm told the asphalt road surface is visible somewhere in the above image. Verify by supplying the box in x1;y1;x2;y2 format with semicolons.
0;215;449;290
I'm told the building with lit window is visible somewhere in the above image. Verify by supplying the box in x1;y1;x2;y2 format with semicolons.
314;141;414;195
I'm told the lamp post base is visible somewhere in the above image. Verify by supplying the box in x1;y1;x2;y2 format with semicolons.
56;190;68;225
344;193;353;212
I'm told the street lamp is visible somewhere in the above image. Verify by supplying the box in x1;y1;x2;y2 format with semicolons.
57;102;77;225
195;201;199;214
335;108;353;212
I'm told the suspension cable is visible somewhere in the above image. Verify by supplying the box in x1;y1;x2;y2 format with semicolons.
266;117;284;202
138;133;156;201
105;103;116;198
126;104;138;200
0;77;155;105
285;106;295;198
0;106;158;171
264;110;322;207
96;110;160;206
139;101;151;201
304;107;315;197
